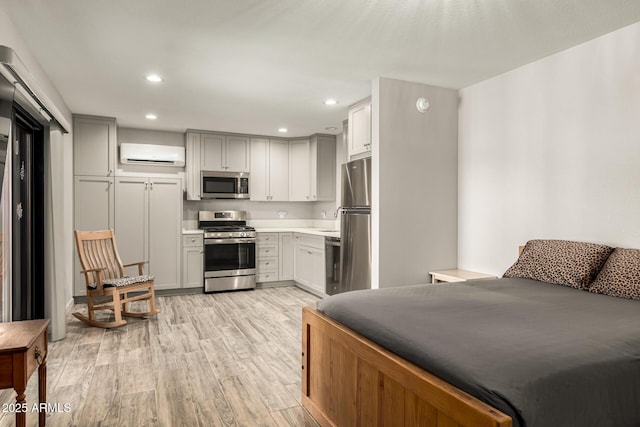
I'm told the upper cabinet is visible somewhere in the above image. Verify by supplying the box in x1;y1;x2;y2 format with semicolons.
348;97;371;159
187;130;336;202
289;136;336;201
289;139;311;201
73;115;117;176
185;131;250;200
201;133;249;172
250;138;289;201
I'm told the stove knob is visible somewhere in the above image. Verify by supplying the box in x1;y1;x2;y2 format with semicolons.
240;232;245;237
228;233;233;237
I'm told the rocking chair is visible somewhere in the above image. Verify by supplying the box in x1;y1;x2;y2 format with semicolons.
74;229;160;328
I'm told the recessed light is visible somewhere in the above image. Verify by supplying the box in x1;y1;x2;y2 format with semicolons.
146;74;163;83
325;126;338;131
145;113;157;120
323;99;338;105
278;127;288;133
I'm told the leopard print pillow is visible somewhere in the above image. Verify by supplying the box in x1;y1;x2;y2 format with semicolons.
589;248;640;300
503;239;613;289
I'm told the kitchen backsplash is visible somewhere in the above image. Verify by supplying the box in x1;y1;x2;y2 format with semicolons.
183;200;340;230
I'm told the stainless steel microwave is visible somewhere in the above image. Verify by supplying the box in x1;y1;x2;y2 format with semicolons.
201;171;250;199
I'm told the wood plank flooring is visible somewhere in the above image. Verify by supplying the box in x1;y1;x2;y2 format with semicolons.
0;287;320;427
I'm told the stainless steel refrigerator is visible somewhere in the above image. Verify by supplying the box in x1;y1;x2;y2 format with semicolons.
338;157;371;293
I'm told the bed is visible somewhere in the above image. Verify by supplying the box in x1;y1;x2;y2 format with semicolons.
301;240;640;427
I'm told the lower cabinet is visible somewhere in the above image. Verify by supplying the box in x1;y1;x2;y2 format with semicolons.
293;233;326;294
279;233;294;280
182;234;203;288
256;232;294;283
257;233;279;283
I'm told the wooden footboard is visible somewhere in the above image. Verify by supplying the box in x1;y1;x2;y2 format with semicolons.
301;306;512;427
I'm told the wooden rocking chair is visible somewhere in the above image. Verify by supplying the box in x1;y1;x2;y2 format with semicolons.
74;229;160;328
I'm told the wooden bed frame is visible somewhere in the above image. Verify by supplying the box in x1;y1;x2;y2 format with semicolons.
301;306;512;427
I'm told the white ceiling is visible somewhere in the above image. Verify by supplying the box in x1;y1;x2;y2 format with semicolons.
1;0;640;137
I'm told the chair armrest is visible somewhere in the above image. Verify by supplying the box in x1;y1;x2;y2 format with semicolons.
123;261;149;275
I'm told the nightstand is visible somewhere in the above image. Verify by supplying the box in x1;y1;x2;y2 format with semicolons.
429;269;496;284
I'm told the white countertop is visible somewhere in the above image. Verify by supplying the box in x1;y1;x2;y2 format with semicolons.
182;229;204;235
182;227;339;238
254;227;340;238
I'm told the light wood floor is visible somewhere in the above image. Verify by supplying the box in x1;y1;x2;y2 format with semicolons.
0;286;320;427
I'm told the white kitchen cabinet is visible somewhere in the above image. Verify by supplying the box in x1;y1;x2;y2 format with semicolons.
185;132;201;200
279;232;294;280
201;133;249;172
257;233;279;283
289;137;336;201
182;234;203;288
115;176;182;290
250;138;289;201
185;132;250;200
310;135;336;201
293;233;325;293
73;115;117;177
73;175;114;296
348;97;371;159
288;139;311;201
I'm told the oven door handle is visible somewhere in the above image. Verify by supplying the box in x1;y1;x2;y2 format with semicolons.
205;238;256;245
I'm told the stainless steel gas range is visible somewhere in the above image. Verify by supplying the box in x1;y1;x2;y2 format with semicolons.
198;210;256;292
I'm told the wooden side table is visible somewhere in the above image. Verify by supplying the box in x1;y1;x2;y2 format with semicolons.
429;269;496;284
0;319;50;427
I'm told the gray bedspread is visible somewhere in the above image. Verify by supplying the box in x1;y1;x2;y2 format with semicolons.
316;278;640;427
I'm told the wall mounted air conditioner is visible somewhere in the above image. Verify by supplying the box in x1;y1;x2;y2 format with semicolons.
120;143;185;167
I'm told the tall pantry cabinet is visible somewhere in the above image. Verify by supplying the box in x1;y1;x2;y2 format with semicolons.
72;115;117;296
114;177;181;290
73;115;182;296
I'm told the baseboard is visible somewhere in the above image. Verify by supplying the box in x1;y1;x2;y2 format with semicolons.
293;282;328;298
256;280;295;289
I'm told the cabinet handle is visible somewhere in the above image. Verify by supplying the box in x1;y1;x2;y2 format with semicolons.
308;251;313;255
306;195;309;200
150;182;154;189
144;183;148;189
265;250;269;253
108;169;113;174
191;238;196;242
265;237;270;240
265;262;270;265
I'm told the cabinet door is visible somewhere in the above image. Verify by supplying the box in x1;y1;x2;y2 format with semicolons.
348;99;371;158
315;136;336;201
73;176;114;296
309;246;326;293
183;246;203;288
250;138;269;201
148;178;182;290
114;177;148;273
269;140;289;201
185;132;202;200
73;116;116;176
294;244;314;287
279;233;294;281
225;135;250;172
288;140;310;201
201;134;225;171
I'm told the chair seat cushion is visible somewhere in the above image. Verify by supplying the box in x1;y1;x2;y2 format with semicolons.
89;275;154;289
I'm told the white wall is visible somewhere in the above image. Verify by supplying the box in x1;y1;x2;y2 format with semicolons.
373;77;458;288
458;22;640;276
